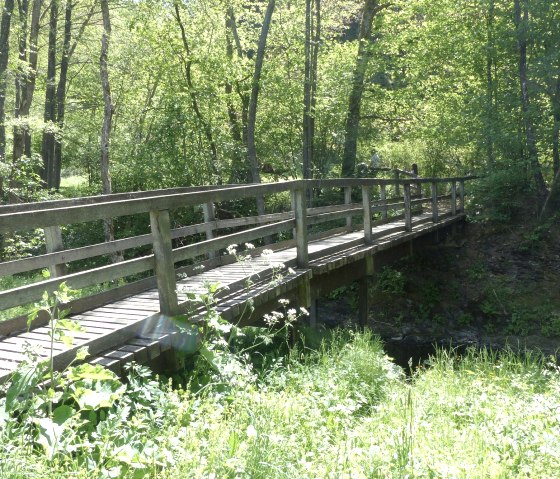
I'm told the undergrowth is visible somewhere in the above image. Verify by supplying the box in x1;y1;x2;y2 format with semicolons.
1;325;559;478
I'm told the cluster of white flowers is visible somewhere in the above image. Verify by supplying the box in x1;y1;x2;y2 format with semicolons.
263;310;284;326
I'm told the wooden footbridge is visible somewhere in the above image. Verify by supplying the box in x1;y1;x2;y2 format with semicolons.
0;175;473;381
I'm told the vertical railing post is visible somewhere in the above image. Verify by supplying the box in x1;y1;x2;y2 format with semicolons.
394;170;400;197
44;226;67;277
451;181;457;216
150;209;179;316
380;183;388;220
362;185;373;244
404;183;412;232
459;180;465;212
344;186;352;231
431;182;439;223
292;184;308;268
202;202;216;259
412;164;421;197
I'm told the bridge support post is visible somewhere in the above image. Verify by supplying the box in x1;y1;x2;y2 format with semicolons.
451;181;457;215
394;170;400;197
292;186;308;268
403;183;412;232
150;209;179;316
431;182;439;223
362;185;373;244
380;184;388;220
202;202;217;259
344;186;352;231
44;226;67;277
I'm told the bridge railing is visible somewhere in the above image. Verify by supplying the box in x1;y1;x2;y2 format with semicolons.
0;176;474;333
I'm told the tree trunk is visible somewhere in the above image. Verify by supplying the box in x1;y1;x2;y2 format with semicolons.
13;0;40;161
247;0;275;215
0;0;15;166
13;0;28;162
549;75;560;178
53;0;72;190
100;0;121;262
513;0;548;205
341;0;379;178
485;0;495;166
174;2;221;184
225;7;251;184
41;0;57;188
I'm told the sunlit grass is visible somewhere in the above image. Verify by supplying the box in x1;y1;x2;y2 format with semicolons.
1;331;559;478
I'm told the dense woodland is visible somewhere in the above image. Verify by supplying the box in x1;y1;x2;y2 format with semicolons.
0;0;557;218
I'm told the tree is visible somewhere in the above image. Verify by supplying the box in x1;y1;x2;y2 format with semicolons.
341;0;388;178
303;0;321;183
246;0;275;215
0;0;15;165
513;0;548;205
41;0;58;188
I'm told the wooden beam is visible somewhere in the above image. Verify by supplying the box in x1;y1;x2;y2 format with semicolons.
344;186;352;231
202;202;217;259
380;184;388;220
451;181;457;216
292;187;308;268
44;226;67;277
362;185;373;244
404;183;412;232
149;209;179;316
431;182;439;223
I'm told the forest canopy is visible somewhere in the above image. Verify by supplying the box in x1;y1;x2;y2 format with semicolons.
0;0;558;215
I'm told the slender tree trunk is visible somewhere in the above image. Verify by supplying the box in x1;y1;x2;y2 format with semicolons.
247;0;275;215
53;0;72;190
513;0;548;205
13;0;40;161
13;0;28;162
549;77;560;178
0;0;15;166
225;7;250;184
41;0;57;188
100;0;121;262
303;0;312;181
174;2;221;184
485;0;495;166
341;0;380;178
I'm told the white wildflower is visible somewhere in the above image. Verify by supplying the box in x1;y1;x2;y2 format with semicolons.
226;244;238;255
245;242;255;250
278;298;290;306
300;307;309;316
246;424;258;439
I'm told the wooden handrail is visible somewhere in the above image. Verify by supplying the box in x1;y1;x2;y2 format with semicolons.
0;175;475;318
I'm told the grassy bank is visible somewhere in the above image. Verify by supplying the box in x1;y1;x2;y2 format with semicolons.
1;331;559;478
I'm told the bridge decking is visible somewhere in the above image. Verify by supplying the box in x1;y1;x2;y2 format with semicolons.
0;209;462;382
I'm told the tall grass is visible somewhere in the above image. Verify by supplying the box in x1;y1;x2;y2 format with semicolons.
1;331;559;478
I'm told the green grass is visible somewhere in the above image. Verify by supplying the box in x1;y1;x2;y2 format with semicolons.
1;331;559;478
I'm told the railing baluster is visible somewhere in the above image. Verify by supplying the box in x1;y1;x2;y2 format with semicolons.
431;182;438;223
344;186;352;231
362;185;373;244
380;184;388;220
292;185;308;268
459;180;465;212
394;170;400;197
202;202;216;259
404;183;412;232
451;181;457;216
44;226;67;277
150;209;179;316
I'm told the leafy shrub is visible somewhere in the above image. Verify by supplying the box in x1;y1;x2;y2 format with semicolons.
376;267;406;294
469;164;532;222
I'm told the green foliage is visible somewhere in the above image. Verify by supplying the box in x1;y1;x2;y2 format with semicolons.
375;266;406;294
469;166;533;222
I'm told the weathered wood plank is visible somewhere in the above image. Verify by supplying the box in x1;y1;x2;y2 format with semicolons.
0;255;154;312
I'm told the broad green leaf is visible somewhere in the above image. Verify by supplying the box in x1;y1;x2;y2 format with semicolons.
5;362;48;412
66;363;117;382
53;405;75;425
